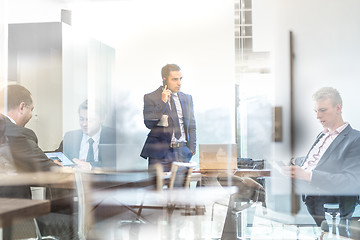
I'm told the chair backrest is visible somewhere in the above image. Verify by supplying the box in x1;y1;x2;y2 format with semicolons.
74;169;93;240
74;167;161;238
217;174;266;204
168;162;195;189
168;163;178;190
148;163;164;191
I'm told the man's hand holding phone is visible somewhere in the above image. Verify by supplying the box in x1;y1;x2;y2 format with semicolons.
282;164;312;182
162;85;172;103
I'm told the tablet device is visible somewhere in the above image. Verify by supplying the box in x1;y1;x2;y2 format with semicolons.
45;152;75;167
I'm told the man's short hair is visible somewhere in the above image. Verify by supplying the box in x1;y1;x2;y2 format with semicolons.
78;99;106;118
312;87;342;106
0;84;32;111
161;64;181;80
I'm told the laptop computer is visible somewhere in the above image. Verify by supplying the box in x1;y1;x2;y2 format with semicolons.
199;144;237;170
45;152;75;167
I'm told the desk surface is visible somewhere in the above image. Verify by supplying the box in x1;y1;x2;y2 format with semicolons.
221;201;324;239
0;172;74;186
193;169;271;178
0;170;152;189
0;198;50;228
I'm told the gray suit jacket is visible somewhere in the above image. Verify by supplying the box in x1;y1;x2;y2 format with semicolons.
56;126;117;169
299;124;360;195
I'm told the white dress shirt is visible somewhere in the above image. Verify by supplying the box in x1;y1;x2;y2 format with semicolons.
302;122;348;172
79;127;102;162
170;93;186;143
6;115;16;124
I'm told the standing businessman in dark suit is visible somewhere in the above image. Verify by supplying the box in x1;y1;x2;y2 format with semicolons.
56;100;116;170
288;87;360;227
140;64;196;171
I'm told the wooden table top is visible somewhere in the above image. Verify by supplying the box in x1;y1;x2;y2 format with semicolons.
0;171;74;186
234;169;271;177
193;169;271;178
0;198;50;228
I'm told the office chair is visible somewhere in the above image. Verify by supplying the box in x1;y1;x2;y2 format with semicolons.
135;162;198;221
323;203;340;235
320;204;354;239
74;165;171;238
319;196;359;240
213;174;266;221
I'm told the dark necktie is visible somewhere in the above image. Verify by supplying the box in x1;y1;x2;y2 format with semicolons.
302;132;325;166
170;95;181;139
86;138;95;163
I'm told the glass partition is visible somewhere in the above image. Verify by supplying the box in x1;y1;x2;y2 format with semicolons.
5;0;360;239
68;0;236;171
0;0;8;104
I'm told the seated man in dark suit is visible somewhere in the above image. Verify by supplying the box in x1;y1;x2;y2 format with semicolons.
0;85;71;238
0;84;61;175
0;114;32;199
56;100;116;170
287;87;360;229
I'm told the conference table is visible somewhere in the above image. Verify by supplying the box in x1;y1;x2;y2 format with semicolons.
0;170;156;239
0;198;50;228
233;169;271;177
193;168;270;176
0;168;270;239
192;169;271;185
0;198;50;240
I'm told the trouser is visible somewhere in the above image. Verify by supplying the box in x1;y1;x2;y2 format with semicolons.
304;195;358;226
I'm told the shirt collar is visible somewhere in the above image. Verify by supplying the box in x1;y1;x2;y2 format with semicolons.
83;127;102;143
323;122;348;135
5;115;17;125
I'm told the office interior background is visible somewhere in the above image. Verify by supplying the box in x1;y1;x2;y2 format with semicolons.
1;0;360;237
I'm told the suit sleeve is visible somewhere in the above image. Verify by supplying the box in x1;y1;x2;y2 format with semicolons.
310;135;360;194
8;130;59;172
143;93;169;129
187;95;196;154
55;140;63;152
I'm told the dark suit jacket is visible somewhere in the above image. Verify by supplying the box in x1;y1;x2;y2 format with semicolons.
4;116;58;173
56;126;116;169
1;116;59;198
140;86;196;159
298;124;360;195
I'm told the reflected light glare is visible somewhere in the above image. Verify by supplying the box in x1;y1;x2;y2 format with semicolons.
70;2;127;47
69;1;168;47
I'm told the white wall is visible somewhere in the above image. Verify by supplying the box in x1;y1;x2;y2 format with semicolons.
0;0;8;89
8;0;65;24
5;0;69;150
253;0;360;159
62;24;115;133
